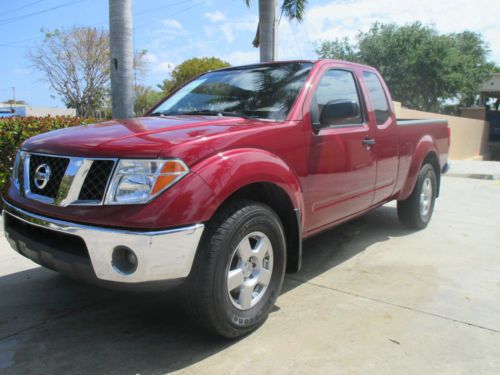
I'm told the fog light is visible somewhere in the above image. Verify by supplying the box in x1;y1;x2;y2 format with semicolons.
112;246;138;275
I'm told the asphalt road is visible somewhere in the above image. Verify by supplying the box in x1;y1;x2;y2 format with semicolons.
1;174;499;374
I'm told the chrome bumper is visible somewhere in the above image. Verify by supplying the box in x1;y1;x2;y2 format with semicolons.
2;201;204;284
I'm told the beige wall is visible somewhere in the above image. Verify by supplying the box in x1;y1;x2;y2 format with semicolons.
394;103;489;160
26;106;76;117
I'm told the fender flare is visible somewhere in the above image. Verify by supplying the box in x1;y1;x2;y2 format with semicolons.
398;135;440;201
191;148;304;218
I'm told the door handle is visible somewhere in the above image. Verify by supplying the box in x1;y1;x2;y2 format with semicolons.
362;138;376;146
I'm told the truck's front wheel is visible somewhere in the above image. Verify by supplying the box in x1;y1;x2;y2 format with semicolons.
397;163;437;229
184;200;286;338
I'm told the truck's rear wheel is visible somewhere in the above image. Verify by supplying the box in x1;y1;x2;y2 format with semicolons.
397;163;437;229
184;200;286;338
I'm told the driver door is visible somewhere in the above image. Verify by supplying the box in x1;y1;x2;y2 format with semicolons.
302;66;377;233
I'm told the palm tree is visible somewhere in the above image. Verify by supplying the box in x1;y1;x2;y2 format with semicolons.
248;0;308;62
109;0;134;118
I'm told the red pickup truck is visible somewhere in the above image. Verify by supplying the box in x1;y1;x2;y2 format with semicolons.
2;60;449;338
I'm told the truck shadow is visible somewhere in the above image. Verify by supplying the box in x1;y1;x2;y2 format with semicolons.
282;204;413;294
0;205;412;374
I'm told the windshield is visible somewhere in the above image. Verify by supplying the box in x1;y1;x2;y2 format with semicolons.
151;62;313;121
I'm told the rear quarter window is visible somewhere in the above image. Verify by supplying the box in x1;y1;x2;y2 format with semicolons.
363;71;391;125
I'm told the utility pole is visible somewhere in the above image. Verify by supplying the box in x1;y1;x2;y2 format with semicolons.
258;0;276;62
109;0;134;119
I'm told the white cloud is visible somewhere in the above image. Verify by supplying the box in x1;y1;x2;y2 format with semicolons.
216;18;257;44
160;18;183;31
204;10;226;23
222;50;259;66
220;24;235;43
156;61;176;74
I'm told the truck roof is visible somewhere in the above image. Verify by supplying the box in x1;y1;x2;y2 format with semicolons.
213;59;377;73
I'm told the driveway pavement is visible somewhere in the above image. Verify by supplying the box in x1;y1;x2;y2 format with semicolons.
1;172;499;374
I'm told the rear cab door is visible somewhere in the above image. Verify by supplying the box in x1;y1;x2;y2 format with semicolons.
360;70;399;205
301;62;377;234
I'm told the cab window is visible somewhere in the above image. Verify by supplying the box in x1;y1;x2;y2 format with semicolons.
310;69;363;127
363;71;391;125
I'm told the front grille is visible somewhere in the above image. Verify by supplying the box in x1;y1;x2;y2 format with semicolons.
78;160;115;201
18;155;25;189
29;154;69;198
21;152;115;206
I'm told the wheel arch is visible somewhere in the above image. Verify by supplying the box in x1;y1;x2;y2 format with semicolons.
213;182;302;273
191;148;305;273
398;137;441;200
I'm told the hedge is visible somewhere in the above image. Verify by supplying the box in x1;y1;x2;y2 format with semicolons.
0;116;94;198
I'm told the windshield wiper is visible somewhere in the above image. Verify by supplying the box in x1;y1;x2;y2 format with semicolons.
155;110;254;119
183;110;257;119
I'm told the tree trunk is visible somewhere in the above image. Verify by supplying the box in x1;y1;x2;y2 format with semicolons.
258;0;276;62
109;0;134;119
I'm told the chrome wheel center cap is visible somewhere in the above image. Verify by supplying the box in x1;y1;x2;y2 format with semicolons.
243;261;253;277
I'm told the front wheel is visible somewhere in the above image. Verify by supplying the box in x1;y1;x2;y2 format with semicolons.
184;200;286;338
397;163;437;229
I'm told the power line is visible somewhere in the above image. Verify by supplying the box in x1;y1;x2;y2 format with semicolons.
1;0;47;16
0;0;202;45
134;0;197;16
0;0;86;27
91;0;198;29
134;1;206;29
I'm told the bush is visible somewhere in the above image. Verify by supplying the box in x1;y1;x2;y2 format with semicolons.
0;116;94;198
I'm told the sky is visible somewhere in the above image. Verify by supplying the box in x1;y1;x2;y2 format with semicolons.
0;0;499;107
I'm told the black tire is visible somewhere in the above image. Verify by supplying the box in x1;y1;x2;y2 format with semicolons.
397;163;437;229
184;200;286;338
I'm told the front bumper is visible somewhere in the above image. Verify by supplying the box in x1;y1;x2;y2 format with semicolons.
2;200;204;286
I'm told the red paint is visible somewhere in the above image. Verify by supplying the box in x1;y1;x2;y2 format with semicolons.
7;60;449;236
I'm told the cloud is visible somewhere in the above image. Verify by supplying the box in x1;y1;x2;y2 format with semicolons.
216;18;257;44
222;50;259;66
220;24;235;43
204;10;226;22
160;18;183;31
156;61;176;74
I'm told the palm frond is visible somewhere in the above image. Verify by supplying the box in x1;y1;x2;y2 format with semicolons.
281;0;308;21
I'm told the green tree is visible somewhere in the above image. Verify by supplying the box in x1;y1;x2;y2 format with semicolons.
158;57;230;96
449;31;497;106
134;85;163;116
314;37;360;63
316;22;496;111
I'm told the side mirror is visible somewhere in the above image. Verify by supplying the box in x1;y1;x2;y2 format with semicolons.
319;100;360;126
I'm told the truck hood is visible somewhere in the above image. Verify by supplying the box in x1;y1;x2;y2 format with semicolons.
22;116;271;164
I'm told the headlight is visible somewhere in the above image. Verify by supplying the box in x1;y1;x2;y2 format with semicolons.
11;151;22;190
105;159;189;205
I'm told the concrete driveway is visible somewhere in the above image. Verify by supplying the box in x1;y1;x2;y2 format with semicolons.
1;174;499;374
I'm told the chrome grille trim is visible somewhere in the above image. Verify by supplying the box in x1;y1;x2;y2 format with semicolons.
19;152;117;207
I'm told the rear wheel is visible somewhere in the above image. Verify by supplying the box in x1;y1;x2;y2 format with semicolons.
184;200;286;338
397;163;437;229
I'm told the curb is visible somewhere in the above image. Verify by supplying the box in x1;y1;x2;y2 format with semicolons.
445;173;500;181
